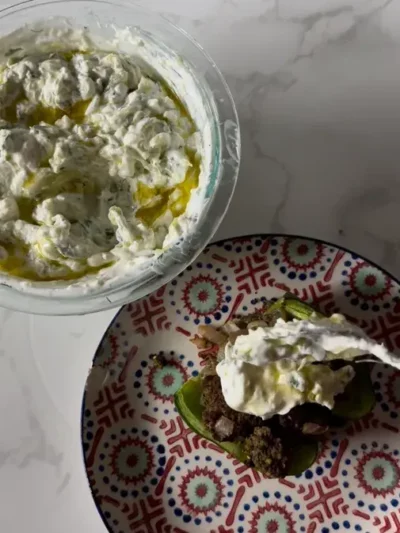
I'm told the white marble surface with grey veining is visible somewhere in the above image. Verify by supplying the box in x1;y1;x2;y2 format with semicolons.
2;0;400;530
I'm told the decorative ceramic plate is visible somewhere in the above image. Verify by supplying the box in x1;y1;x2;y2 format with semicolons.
82;235;400;533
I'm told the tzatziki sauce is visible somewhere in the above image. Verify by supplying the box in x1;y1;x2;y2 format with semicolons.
0;22;211;293
216;313;398;420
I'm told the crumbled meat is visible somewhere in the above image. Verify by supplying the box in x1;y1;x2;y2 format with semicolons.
201;375;263;440
278;403;333;433
244;426;287;478
201;358;218;377
214;416;235;441
150;352;167;368
234;312;266;330
263;308;287;325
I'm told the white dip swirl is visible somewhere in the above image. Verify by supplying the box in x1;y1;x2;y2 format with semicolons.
216;313;398;420
0;43;202;284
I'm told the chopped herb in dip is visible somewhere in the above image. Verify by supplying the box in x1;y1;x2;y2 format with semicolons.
0;48;201;282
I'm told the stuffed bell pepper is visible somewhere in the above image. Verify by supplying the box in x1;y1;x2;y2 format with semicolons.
174;295;400;478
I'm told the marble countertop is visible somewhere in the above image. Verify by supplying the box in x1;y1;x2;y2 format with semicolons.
3;0;400;531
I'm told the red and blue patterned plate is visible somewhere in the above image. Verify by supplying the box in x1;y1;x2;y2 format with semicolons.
81;235;400;533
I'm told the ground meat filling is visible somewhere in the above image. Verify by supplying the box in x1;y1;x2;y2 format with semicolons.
244;427;287;478
201;374;290;477
201;374;265;440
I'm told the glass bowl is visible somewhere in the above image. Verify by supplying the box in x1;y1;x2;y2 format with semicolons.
0;0;240;315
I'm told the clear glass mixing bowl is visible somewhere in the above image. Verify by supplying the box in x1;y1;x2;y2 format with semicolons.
0;0;240;315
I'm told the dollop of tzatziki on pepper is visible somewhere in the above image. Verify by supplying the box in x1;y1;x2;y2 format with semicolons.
216;312;390;419
0;49;201;281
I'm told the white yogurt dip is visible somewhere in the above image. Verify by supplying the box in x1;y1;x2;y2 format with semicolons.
216;313;398;420
0;20;212;293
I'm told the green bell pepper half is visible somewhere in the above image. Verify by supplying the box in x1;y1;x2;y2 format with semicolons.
173;295;376;476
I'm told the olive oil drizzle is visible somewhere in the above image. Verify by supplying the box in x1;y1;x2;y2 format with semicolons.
0;50;200;281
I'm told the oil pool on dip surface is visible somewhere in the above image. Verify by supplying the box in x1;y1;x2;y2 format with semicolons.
0;24;208;291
